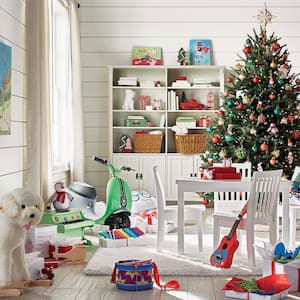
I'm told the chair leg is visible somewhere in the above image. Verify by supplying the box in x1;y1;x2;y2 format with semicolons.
196;212;203;252
290;208;296;249
157;220;165;252
246;226;255;267
213;216;220;250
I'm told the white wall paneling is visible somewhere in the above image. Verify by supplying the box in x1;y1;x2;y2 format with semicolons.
80;0;300;200
0;0;27;194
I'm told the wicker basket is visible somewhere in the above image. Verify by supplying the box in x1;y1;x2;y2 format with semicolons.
134;134;163;153
175;134;207;154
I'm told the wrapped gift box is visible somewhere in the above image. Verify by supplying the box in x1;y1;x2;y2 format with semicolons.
224;289;289;300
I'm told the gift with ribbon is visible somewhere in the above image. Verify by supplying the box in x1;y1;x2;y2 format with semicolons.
140;210;158;225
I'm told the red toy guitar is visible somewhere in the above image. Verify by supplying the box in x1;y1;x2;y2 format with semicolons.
210;203;248;268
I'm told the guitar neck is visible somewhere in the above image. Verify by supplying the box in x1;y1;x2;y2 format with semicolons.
227;214;242;240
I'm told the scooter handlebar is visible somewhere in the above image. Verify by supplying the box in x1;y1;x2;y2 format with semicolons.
92;156;108;165
121;166;135;172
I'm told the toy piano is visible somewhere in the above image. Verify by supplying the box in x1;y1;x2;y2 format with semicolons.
40;209;95;245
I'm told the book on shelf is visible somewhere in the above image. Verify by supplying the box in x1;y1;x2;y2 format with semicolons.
127;115;145;119
117;77;138;86
171;80;191;88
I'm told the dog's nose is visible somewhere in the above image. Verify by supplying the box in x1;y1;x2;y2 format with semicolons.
30;214;35;218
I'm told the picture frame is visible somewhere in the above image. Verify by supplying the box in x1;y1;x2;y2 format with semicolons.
189;39;211;65
0;41;12;135
132;47;162;65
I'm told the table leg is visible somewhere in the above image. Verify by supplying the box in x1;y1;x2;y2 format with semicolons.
178;185;184;255
281;185;290;247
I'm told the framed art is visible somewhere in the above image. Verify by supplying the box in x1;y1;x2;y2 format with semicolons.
189;39;211;65
132;47;162;65
0;41;12;135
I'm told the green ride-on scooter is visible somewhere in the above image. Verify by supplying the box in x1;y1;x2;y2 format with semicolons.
92;156;134;230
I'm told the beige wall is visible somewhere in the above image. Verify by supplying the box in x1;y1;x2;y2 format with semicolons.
0;0;27;196
80;0;300;200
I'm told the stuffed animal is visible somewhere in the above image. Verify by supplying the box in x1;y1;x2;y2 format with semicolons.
47;182;73;212
122;89;135;110
0;188;44;287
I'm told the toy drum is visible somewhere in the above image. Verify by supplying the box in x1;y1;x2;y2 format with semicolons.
114;260;153;291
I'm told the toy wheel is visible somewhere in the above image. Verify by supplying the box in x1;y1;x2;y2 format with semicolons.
109;213;130;230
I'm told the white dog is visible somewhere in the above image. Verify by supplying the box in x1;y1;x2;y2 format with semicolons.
122;89;135;110
0;188;44;287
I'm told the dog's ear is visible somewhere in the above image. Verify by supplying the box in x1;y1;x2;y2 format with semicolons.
2;192;19;217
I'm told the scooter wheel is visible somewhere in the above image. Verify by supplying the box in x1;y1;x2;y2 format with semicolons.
109;213;130;230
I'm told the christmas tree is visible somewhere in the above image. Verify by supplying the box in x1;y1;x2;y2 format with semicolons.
203;7;300;179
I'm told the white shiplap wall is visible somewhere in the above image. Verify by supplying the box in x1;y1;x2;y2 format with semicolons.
80;0;300;200
0;0;27;195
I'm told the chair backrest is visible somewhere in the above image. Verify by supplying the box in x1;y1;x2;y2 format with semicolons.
153;166;166;217
213;162;252;214
247;169;282;224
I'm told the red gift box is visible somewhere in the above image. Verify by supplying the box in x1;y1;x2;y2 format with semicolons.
213;173;242;180
208;166;237;173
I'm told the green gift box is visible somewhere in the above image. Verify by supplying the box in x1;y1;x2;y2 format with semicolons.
125;119;148;127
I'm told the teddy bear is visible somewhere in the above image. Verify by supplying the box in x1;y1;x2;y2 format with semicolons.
0;188;44;287
122;89;135;110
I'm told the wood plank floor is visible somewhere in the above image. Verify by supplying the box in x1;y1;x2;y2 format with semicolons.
4;209;300;300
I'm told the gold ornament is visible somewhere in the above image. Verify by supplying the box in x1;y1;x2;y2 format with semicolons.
242;95;250;104
270;61;277;69
250;127;257;135
271;149;280;158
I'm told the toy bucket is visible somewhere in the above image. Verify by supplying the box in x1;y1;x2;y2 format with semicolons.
111;259;179;291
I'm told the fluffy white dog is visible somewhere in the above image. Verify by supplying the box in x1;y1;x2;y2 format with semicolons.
0;188;44;287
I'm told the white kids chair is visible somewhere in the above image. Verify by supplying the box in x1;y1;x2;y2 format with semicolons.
153;166;206;252
213;169;282;267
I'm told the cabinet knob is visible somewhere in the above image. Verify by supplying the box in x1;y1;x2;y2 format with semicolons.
140;173;143;180
194;173;197;177
190;173;193;177
136;173;139;179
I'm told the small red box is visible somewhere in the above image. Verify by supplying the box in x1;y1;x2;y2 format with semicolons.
213;173;242;180
208;167;237;173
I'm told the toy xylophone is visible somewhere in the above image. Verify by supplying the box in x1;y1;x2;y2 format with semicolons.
98;227;144;239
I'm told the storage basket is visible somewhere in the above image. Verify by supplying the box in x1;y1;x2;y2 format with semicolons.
175;134;207;154
134;134;163;153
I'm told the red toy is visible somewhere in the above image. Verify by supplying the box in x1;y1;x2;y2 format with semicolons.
180;99;205;110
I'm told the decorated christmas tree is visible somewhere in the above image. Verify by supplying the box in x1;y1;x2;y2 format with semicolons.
203;6;300;179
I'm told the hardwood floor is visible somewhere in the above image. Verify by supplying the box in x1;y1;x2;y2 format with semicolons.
4;209;300;300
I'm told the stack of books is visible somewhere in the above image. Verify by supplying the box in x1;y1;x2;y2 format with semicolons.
193;79;213;88
117;77;138;86
171;76;191;88
208;166;242;179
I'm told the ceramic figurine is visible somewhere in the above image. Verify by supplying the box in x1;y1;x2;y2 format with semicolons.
47;182;73;212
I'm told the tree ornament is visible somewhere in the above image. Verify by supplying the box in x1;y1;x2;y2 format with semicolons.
217;119;224;126
218;109;225;116
237;103;243;110
253;75;260;83
243;46;251;55
288;114;295;123
246;61;254;69
206;126;213;133
219;150;226;158
287;138;293;147
274;107;280;115
235;147;247;159
225;135;234;142
246;38;252;45
270;61;277;69
280;117;288;124
212;136;220;144
256;3;275;29
277;78;284;85
239;74;246;81
292;130;300;139
242;95;250;104
278;64;289;78
257;100;263;108
252;145;258;152
257;113;266;124
272;42;280;52
249;113;257;121
227;100;234;107
269;93;276;100
287;151;294;164
226;77;232;83
285;84;292;91
269;156;277;165
272;149;280;158
267;123;279;135
268;76;274;88
224;90;230;97
250;127;257;135
260;142;269;151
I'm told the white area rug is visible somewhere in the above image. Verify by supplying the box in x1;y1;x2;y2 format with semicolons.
84;234;263;276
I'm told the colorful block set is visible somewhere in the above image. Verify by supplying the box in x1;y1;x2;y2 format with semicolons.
98;227;144;240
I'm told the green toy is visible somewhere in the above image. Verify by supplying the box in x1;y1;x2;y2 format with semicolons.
92;156;133;230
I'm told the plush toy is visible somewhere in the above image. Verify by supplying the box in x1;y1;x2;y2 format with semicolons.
122;89;135;110
0;188;44;287
47;182;73;212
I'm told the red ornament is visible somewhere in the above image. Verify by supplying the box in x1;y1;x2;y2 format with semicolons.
249;113;256;121
243;46;251;55
272;42;280;52
202;199;209;206
212;136;220;144
296;86;300;92
217;110;225;116
269;93;276;100
237;103;243;110
253;75;260;83
292;131;300;139
224;90;230;97
226;77;232;83
260;142;269;151
288;114;295;123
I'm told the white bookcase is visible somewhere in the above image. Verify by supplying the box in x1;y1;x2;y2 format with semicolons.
108;65;224;199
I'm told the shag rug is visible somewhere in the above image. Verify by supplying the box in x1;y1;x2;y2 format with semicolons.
84;234;263;277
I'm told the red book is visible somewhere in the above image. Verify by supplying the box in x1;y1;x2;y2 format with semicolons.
208;167;236;173
213;173;242;179
176;76;187;80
